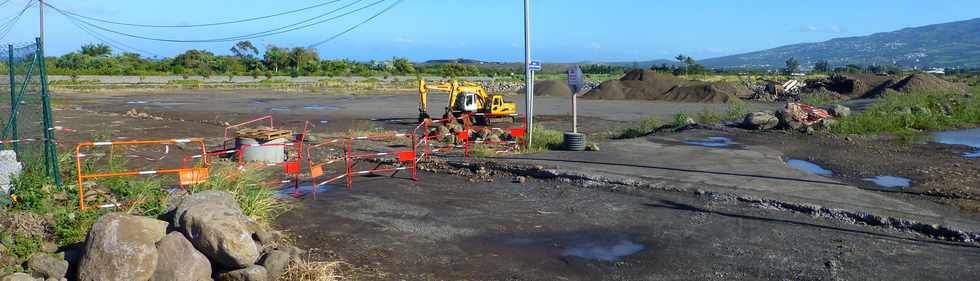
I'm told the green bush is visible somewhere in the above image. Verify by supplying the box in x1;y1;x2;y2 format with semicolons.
833;91;980;135
673;112;692;128
530;127;564;151
612;116;662;139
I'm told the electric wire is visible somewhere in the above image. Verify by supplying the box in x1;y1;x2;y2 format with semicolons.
0;0;34;43
61;10;158;57
50;0;343;28
308;0;402;48
45;0;386;43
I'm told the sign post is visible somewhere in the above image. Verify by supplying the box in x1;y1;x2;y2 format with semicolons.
567;66;583;133
523;0;533;148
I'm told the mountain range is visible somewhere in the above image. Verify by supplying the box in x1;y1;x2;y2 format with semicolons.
699;17;980;69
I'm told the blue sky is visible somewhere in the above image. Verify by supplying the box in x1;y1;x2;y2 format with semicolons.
1;0;979;62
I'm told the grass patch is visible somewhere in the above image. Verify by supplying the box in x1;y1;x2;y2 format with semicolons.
49;79;101;86
281;258;346;281
468;144;497;158
191;161;290;225
611;116;661;139
673;112;693;128
530;127;564;151
833;91;980;135
167;79;204;85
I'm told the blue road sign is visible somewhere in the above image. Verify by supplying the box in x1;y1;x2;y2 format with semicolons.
528;60;542;71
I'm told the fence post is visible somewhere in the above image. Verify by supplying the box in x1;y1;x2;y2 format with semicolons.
35;38;61;186
6;44;16;153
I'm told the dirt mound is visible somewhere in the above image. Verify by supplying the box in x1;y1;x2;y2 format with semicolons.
891;73;968;94
582;69;739;103
811;73;968;99
519;80;573;97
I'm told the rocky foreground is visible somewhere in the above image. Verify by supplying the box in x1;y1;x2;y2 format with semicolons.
1;191;302;281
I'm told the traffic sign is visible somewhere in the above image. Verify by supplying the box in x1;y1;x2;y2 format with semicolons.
528;60;542;71
567;66;583;94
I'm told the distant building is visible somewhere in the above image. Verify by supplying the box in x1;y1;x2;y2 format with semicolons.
925;68;945;75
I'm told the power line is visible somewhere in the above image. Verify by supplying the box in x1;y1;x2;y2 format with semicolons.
52;0;343;28
0;0;34;43
46;0;387;43
308;0;402;48
61;9;158;57
0;0;14;9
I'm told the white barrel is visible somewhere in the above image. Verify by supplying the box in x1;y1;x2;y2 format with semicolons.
237;138;287;164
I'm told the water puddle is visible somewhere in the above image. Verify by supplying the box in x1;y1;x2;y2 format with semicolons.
787;159;833;176
275;183;337;199
127;100;189;107
933;128;980;158
501;233;645;262
863;176;911;189
683;137;732;148
302;104;340;111
560;239;645;262
267;107;290;112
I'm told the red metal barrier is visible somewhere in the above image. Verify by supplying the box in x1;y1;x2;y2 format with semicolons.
222;115;275;148
75;138;209;210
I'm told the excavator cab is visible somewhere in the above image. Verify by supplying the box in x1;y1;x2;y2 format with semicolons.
460;92;479;113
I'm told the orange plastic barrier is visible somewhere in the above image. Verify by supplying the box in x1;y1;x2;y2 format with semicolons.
74;138;209;210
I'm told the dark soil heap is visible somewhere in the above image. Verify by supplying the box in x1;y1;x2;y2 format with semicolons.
807;73;967;99
521;80;573;97
582;70;740;103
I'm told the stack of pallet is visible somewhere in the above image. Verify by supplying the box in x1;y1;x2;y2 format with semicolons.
236;127;293;142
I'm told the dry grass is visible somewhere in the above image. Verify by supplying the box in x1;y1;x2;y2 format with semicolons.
280;258;347;281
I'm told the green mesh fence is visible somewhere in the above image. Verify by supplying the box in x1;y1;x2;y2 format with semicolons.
0;38;62;187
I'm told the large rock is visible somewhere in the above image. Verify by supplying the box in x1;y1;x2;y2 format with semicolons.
0;273;34;281
824;104;851;118
217;265;268;281
259;250;290;280
0;150;21;194
151;232;212;281
27;254;68;279
77;213;168;281
175;191;261;269
742;111;779;130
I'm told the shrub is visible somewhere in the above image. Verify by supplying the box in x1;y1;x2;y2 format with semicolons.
833;91;980;135
530;127;564;151
612;116;662;139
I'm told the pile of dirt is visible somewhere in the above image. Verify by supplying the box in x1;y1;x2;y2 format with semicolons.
582;69;740;103
891;73;968;94
807;73;967;99
519;80;573;97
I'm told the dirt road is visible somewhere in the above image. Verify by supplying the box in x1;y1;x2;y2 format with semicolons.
276;171;980;280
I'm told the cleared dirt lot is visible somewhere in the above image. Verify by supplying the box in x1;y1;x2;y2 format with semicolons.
49;88;980;280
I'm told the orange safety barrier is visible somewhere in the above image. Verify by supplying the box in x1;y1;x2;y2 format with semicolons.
222;115;275;148
235;121;308;190
74;138;209;210
304;127;421;198
305;138;348;199
423;113;527;158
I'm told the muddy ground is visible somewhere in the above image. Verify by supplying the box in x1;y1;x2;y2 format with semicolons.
43;88;980;280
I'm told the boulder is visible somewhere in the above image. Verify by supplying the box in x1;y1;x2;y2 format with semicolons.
0;273;34;281
217;265;268;281
77;213;168;281
258;250;290;280
742;111;779;130
176;191;261;269
151;232;212;281
824;104;851;118
27;254;68;279
776;109;803;130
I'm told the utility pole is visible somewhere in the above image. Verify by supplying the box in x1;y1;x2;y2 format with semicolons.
523;0;533;147
39;0;44;47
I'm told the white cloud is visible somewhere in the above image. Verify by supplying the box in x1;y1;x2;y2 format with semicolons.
798;25;846;33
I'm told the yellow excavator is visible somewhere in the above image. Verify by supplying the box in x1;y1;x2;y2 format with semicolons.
418;79;516;124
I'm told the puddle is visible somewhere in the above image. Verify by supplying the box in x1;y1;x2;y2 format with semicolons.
302;104;340;111
127;100;189;107
275;182;337;199
267;107;290;112
501;233;645;262
787;159;833;176
863;176;912;189
683;137;732;148
560;239;645;262
933;128;980;158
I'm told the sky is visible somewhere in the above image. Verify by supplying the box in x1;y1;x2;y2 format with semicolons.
1;0;979;62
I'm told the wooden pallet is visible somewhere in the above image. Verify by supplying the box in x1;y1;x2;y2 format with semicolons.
236;127;293;141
